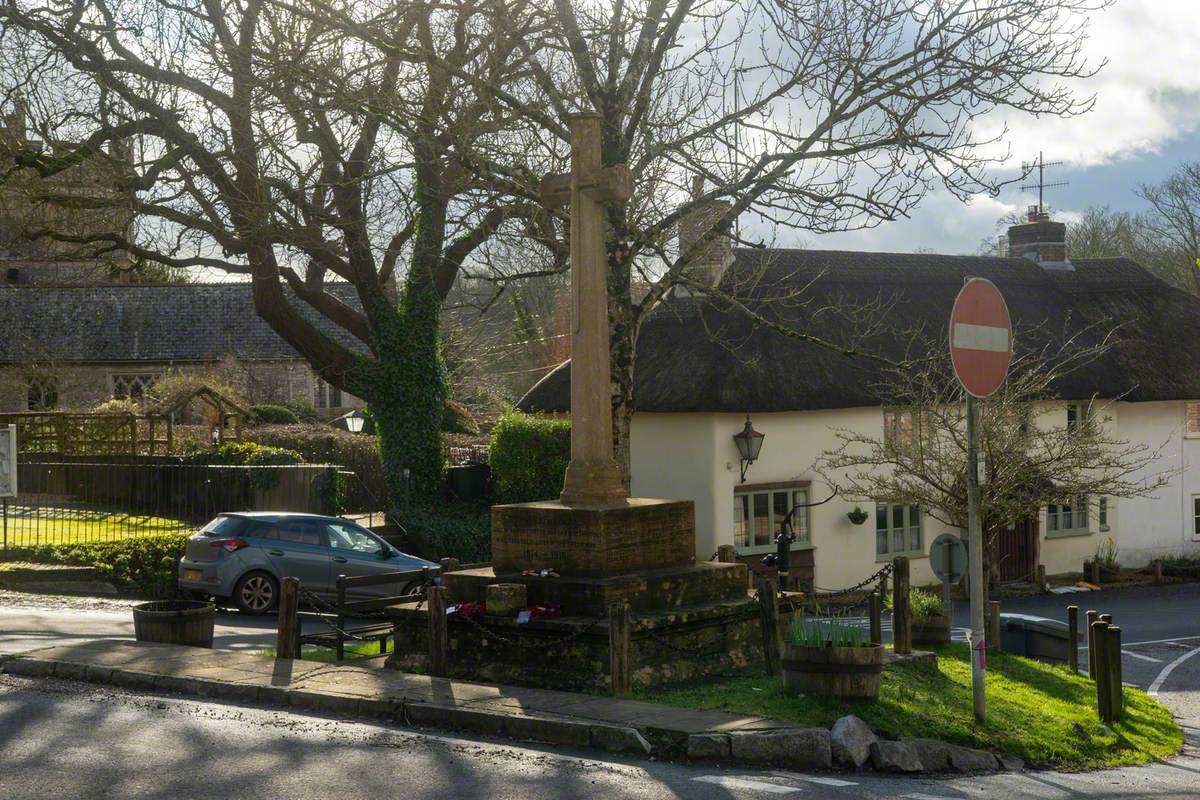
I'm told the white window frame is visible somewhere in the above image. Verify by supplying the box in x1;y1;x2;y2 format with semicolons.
883;408;915;449
1098;497;1110;532
1047;495;1090;538
26;374;59;411
733;483;811;555
314;377;344;410
1186;402;1200;438
1066;402;1091;434
1192;495;1200;540
875;504;923;560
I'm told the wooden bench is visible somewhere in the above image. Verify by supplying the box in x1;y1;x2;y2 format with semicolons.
296;566;435;661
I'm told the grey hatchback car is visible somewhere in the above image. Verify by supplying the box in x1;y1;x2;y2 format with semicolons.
177;512;438;613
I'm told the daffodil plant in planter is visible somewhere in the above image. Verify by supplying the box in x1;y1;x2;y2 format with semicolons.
782;609;882;699
846;506;869;525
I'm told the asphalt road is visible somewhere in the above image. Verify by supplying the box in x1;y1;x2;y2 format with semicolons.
1;584;1199;799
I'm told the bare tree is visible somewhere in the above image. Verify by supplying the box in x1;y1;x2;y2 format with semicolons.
471;0;1110;475
0;0;555;504
1138;162;1200;295
815;325;1176;581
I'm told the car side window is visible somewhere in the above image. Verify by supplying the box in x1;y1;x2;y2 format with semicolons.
326;522;383;555
273;520;325;547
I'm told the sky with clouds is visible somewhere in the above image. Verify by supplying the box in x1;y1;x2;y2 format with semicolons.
801;0;1200;256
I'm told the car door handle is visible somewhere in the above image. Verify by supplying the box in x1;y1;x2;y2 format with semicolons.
333;556;348;563
268;550;285;556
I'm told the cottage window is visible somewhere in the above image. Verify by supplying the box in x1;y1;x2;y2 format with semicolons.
1193;496;1200;539
884;409;915;449
875;504;922;558
1098;497;1109;531
1186;402;1200;437
1047;495;1089;537
314;378;343;410
111;373;158;402
733;483;810;553
1066;402;1090;433
26;375;59;411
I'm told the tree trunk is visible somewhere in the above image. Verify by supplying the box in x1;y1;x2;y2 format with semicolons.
606;207;635;490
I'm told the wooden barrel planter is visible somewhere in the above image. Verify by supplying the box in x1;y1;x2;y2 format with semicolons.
782;643;883;699
133;600;216;648
912;614;951;647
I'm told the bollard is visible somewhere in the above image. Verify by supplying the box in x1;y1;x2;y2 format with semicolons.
1154;559;1163;585
275;576;301;660
757;574;783;676
427;585;449;677
609;602;632;695
1107;625;1124;721
717;544;738;563
1086;610;1098;679
1067;606;1079;673
1090;560;1101;585
869;591;883;647
1092;621;1112;724
892;556;911;655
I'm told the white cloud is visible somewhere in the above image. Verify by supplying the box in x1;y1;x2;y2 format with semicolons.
976;0;1200;169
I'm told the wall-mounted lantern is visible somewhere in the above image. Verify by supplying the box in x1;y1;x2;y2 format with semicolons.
732;414;765;483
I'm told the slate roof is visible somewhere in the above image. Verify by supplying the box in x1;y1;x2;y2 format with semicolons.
519;249;1200;413
0;282;370;363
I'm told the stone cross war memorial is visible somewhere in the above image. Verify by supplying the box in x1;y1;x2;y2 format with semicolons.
385;114;764;691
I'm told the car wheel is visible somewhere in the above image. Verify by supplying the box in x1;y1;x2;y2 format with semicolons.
233;572;279;614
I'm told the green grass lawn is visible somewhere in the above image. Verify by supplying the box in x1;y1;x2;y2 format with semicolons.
1;508;188;548
634;644;1182;770
259;643;387;663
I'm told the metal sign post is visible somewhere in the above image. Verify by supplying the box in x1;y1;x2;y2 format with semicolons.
0;424;16;553
950;278;1013;725
929;532;968;629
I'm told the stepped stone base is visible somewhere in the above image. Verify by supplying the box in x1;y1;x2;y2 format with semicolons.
444;562;749;617
491;498;695;578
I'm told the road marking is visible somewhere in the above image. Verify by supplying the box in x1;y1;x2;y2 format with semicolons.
1119;635;1200;648
903;793;956;800
768;772;857;788
1148;646;1200;696
693;775;801;794
1122;650;1164;663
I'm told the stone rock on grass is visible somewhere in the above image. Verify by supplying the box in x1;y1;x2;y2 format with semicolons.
730;728;833;769
948;746;1000;773
830;715;877;768
997;753;1026;772
687;733;731;761
904;738;952;771
869;740;923;773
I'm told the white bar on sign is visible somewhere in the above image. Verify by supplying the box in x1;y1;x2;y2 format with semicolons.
953;322;1009;353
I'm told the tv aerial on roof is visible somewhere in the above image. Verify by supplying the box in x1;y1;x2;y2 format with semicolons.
1020;151;1069;215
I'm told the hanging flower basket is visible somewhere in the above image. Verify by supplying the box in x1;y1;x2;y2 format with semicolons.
847;506;869;526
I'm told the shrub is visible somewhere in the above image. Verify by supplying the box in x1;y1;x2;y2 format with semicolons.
395;505;490;563
244;424;386;510
885;587;946;622
443;399;480;435
488;411;570;504
184;441;303;467
15;534;189;598
92;398;140;415
250;404;301;426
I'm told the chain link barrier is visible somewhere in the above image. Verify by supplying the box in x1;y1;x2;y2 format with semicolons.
453;606;610;651
627;609;722;659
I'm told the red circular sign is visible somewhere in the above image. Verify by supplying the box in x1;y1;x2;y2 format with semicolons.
949;278;1012;398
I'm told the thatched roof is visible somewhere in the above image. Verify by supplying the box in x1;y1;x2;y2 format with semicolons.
519;249;1200;413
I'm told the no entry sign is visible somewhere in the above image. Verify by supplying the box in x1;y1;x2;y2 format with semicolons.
950;278;1012;398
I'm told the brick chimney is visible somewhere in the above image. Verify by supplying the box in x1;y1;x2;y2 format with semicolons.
4;94;27;142
1007;205;1070;268
677;175;734;288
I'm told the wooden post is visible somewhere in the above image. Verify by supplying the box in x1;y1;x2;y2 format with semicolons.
440;557;461;573
427;585;448;677
1107;625;1124;721
1036;564;1047;590
987;600;1002;652
892;556;911;655
1154;559;1163;585
609;602;632;695
869;591;883;647
717;544;738;563
276;577;300;660
1086;610;1098;679
757;574;783;676
1067;606;1079;673
1092;621;1112;723
878;573;889;604
1090;560;1100;585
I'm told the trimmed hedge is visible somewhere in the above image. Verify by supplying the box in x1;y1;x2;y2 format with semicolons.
15;534;189;598
396;505;491;563
250;404;301;425
488;411;570;504
183;441;303;467
244;424;387;510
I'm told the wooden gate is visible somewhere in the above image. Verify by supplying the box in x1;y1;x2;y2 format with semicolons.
990;517;1038;582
